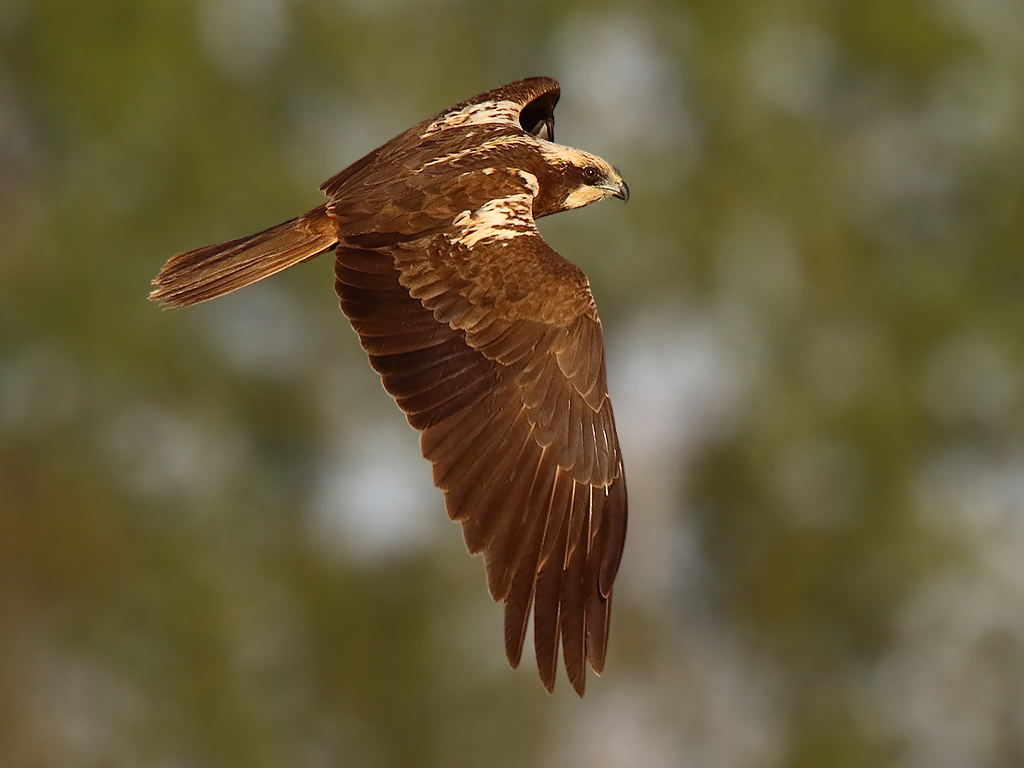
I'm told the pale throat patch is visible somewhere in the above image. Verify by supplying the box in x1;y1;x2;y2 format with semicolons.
563;185;610;210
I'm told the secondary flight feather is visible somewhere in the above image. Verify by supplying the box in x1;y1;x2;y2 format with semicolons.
151;77;629;696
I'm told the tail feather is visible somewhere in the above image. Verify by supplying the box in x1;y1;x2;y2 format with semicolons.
150;205;338;308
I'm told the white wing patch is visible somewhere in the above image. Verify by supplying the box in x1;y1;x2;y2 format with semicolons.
450;192;537;250
514;169;540;196
424;100;522;136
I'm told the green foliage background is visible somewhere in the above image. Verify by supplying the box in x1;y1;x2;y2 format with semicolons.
3;0;1024;766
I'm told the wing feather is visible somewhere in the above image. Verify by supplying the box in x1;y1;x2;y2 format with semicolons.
565;394;585;475
560;502;589;695
332;182;627;695
367;337;470;378
357;326;450;356
466;419;548;571
448;415;535;554
502;444;558;666
441;406;526;532
391;364;493;424
533;490;569;692
486;434;546;600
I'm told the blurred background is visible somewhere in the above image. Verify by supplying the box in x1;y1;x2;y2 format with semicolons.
3;0;1024;766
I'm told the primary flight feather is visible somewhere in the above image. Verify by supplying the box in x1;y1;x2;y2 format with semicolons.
151;77;629;696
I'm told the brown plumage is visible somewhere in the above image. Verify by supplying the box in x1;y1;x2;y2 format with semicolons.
151;77;628;696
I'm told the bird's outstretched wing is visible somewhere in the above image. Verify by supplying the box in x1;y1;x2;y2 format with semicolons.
333;181;627;696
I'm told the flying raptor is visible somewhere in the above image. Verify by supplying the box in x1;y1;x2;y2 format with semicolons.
151;77;628;696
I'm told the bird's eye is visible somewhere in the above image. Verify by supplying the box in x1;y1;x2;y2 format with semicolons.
583;166;601;183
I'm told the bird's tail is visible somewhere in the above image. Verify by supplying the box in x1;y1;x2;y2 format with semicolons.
149;205;338;308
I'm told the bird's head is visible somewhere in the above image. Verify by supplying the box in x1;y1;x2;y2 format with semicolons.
532;144;628;217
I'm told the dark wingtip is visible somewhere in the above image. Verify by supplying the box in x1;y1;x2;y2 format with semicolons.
570;671;586;697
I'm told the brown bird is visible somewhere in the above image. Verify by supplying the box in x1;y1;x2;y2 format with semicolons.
151;77;628;696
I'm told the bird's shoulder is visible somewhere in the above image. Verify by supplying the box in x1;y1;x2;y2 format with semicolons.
328;130;541;231
390;170;598;329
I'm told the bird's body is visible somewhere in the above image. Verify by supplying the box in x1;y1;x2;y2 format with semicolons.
152;77;628;696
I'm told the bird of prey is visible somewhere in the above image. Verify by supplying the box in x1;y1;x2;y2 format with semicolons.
151;77;628;696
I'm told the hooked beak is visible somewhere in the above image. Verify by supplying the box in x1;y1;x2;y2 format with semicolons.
602;173;629;203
